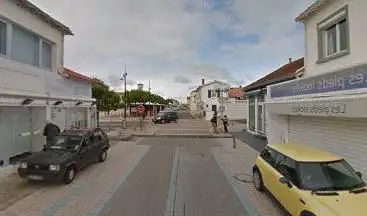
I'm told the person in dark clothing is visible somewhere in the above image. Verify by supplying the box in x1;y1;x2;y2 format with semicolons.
210;113;218;134
222;115;229;133
43;120;61;147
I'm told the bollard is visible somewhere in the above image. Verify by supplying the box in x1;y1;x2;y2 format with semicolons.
233;137;236;149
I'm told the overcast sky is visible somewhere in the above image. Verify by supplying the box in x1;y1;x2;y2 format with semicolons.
31;0;314;101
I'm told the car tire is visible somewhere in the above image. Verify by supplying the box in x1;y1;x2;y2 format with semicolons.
161;119;165;124
253;168;264;192
99;149;108;162
300;211;316;216
64;166;76;184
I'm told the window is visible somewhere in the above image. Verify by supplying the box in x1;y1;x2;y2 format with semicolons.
275;154;299;187
298;160;365;191
0;21;54;69
11;26;39;66
216;89;221;97
212;105;217;112
208;90;212;98
318;6;349;62
0;21;6;56
248;96;255;131
260;147;278;167
41;41;52;69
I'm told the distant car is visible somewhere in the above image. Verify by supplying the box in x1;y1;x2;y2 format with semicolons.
253;143;366;216
152;111;179;124
18;128;110;184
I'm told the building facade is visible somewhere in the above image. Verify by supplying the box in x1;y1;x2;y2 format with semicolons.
245;58;304;137
0;0;95;166
266;0;367;179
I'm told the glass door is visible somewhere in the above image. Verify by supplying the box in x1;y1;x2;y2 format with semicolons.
257;104;264;133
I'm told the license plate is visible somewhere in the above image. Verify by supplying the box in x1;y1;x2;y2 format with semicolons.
28;175;43;180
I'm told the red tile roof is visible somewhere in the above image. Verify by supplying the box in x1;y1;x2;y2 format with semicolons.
228;87;244;98
61;68;94;84
244;57;304;91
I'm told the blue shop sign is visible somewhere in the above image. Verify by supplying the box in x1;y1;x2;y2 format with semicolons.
271;64;367;98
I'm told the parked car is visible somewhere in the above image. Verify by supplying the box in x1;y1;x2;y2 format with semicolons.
253;143;366;216
18;128;110;184
152;111;179;124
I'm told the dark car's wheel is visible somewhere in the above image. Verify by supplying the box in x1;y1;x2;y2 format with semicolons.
99;149;108;162
253;168;264;191
161;119;165;124
64;166;76;184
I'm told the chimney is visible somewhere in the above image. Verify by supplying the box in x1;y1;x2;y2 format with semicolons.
289;58;292;63
202;79;205;85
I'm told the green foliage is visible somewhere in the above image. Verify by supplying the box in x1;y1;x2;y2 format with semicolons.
119;90;167;105
92;78;121;112
92;78;167;113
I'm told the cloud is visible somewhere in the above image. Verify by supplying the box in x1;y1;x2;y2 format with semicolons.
192;63;244;85
30;0;314;98
173;75;192;84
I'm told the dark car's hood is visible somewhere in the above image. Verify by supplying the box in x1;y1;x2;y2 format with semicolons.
23;149;74;164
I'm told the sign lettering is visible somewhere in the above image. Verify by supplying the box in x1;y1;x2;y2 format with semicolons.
291;104;346;115
271;64;367;98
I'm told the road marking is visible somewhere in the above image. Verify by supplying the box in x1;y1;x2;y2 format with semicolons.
165;146;181;216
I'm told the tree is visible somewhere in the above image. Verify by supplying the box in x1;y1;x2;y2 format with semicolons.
92;78;109;127
118;90;167;105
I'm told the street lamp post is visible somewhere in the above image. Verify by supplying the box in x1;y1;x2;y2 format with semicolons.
121;65;128;129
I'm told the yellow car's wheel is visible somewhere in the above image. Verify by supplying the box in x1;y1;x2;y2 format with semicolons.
253;168;264;191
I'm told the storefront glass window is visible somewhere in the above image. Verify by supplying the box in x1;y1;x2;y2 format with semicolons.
248;96;255;131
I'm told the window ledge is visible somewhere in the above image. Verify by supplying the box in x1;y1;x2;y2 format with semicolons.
317;49;349;64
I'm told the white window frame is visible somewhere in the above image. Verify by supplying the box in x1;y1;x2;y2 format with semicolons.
317;6;349;64
323;20;346;57
0;17;54;71
0;18;10;58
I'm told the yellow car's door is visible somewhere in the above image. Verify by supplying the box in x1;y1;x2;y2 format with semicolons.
257;147;280;191
275;154;305;215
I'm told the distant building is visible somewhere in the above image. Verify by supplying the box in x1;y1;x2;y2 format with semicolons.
137;83;144;90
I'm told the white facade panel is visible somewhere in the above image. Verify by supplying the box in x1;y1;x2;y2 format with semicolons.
304;0;367;77
288;116;367;180
224;100;247;120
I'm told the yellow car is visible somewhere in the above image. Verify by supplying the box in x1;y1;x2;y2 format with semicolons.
252;143;366;216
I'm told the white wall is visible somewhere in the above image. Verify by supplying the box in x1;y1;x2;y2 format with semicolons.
304;0;367;77
200;82;230;112
224;100;247;120
0;0;66;96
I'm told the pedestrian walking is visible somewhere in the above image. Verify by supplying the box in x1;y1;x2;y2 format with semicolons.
43;120;61;147
222;115;229;133
210;113;219;134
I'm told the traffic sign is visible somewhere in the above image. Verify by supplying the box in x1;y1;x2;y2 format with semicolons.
138;104;145;113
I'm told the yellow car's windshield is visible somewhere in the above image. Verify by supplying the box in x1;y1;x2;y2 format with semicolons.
298;160;365;191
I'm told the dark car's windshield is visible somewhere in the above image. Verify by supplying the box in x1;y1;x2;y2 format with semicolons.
157;112;167;117
50;135;83;151
299;160;365;191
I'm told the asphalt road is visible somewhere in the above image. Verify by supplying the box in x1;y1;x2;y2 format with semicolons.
98;137;248;216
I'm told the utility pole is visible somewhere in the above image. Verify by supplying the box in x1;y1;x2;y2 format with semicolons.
120;64;128;129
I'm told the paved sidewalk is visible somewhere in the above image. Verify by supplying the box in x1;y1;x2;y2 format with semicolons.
0;140;150;216
211;138;285;216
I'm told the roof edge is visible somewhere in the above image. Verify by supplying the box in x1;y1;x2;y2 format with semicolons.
13;0;73;35
295;0;330;22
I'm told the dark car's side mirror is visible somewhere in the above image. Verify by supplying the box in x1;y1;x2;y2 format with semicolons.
356;171;363;178
279;177;293;188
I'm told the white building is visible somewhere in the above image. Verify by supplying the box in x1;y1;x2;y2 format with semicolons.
245;58;304;137
189;79;230;120
266;0;367;178
0;0;95;166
